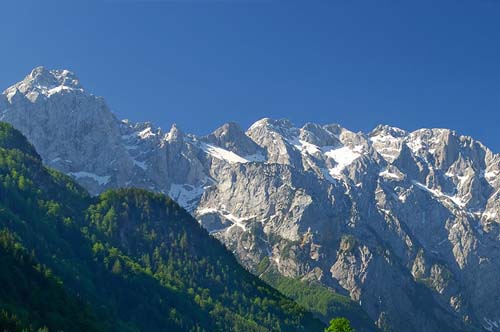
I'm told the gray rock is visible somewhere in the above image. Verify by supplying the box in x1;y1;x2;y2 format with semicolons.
2;67;500;332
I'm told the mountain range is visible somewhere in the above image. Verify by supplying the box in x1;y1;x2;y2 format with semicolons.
0;121;325;332
2;67;499;332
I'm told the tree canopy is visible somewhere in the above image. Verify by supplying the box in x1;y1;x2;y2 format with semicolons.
325;318;355;332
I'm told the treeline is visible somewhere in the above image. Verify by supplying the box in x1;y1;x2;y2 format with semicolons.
0;122;323;332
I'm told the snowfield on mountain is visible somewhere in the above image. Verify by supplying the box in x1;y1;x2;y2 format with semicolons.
2;67;500;332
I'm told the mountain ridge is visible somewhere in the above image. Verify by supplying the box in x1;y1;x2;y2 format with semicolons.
0;121;325;332
2;67;499;332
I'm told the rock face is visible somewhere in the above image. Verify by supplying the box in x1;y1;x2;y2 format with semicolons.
2;67;500;332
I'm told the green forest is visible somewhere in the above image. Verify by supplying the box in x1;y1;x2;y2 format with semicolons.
0;122;325;332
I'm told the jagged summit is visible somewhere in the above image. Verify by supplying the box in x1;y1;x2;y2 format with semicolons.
370;124;408;138
204;122;263;157
247;117;294;133
28;66;81;88
1;69;500;332
3;67;84;102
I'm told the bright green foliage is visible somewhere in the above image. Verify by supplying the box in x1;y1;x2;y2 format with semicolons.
262;271;376;331
0;122;39;158
0;122;324;332
325;317;355;332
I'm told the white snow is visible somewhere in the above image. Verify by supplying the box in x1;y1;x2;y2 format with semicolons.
320;167;338;184
220;213;254;232
288;137;321;155
168;183;206;212
324;145;364;177
46;85;80;96
379;168;403;180
412;181;466;208
200;142;251;164
197;207;255;232
196;207;219;215
138;127;155;139
69;171;111;186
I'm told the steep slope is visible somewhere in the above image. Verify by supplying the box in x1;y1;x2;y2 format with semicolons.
0;122;324;332
2;67;500;332
0;229;103;332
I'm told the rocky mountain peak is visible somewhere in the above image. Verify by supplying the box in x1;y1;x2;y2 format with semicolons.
204;122;262;156
29;66;81;88
1;69;500;332
165;123;184;143
370;124;408;138
299;123;341;147
4;67;83;102
247;118;295;136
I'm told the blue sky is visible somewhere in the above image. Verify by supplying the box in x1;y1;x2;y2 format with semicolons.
1;0;499;151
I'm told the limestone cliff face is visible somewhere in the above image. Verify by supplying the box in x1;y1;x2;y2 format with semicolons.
2;67;500;332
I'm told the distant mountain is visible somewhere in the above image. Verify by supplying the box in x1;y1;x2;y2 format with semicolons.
0;121;324;332
2;67;500;332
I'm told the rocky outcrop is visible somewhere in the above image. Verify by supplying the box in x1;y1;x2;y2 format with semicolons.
2;67;500;332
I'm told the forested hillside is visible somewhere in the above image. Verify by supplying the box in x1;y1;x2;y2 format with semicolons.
0;122;324;332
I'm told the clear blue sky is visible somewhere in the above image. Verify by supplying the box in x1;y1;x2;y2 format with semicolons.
1;0;499;151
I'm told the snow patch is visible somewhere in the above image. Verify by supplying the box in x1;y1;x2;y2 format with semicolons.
288;137;321;155
138;127;155;139
320;167;338;184
168;183;206;212
379;168;403;180
197;207;219;215
46;85;82;96
197;207;256;233
412;181;466;208
324;145;364;177
200;142;251;164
